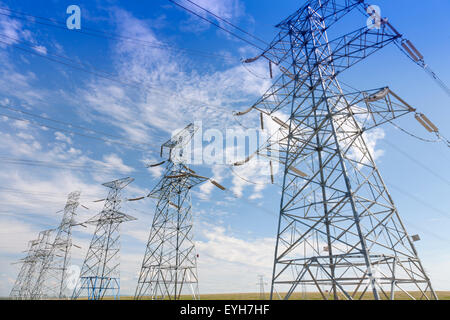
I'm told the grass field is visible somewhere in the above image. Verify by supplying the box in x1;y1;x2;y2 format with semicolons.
121;291;450;300
4;291;449;300
188;291;450;300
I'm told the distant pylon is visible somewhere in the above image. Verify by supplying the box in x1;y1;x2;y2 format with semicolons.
72;178;136;300
135;123;225;300
237;0;437;300
31;191;81;299
9;240;39;299
10;230;53;299
257;275;267;300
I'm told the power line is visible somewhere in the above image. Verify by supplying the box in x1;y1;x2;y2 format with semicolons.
0;104;160;149
393;41;450;99
388;120;440;144
0;7;236;62
0;13;255;129
0;35;154;92
0;186;98;200
0;33;238;123
0;7;267;133
1;31;235;114
403;220;450;243
381;139;450;187
387;182;450;221
0;157;150;176
168;0;265;51
355;5;450;98
0;33;118;77
183;0;268;46
0;112;149;152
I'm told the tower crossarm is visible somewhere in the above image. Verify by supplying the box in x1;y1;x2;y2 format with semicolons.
340;87;415;131
235;86;415;174
160;123;199;161
241;22;400;117
240;0;401;118
147;161;211;200
274;0;368;34
261;22;399;79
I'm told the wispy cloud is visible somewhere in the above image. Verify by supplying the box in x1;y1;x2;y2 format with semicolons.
177;0;245;33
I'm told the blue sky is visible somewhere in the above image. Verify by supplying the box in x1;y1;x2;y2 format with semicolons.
0;0;449;297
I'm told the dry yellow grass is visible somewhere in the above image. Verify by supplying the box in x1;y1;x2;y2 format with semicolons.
120;291;450;300
191;291;450;300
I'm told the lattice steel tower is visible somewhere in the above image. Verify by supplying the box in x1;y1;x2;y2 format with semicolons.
135;123;224;300
10;230;53;299
31;191;81;299
72;178;135;300
238;0;437;300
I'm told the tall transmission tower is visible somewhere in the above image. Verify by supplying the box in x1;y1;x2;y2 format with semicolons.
9;229;53;299
72;178;136;300
31;191;81;299
237;0;437;300
135;123;225;300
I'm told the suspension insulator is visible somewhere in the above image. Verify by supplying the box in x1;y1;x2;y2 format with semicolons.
420;114;439;132
401;41;419;62
288;166;307;177
415;114;433;132
269;60;273;79
243;54;262;63
234;106;253;116
210;180;226;190
406;40;424;60
272;116;289;129
270;161;274;184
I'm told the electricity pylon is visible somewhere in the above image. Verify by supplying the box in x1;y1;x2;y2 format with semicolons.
237;0;437;300
31;191;81;299
257;275;268;300
135;123;225;300
10;230;53;299
72;178;136;300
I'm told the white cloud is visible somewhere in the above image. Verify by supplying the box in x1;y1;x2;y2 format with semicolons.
32;45;47;55
54;132;73;144
77;7;271;146
102;153;135;174
195;224;274;293
0;5;49;105
198;165;226;200
177;0;245;34
197;224;274;269
0;217;40;254
141;156;165;179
